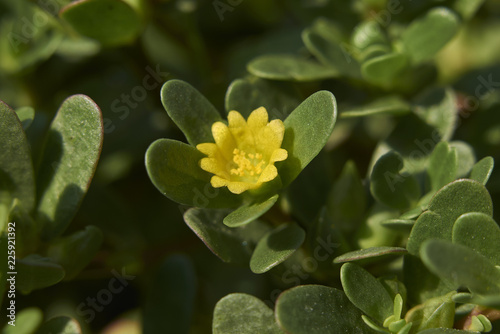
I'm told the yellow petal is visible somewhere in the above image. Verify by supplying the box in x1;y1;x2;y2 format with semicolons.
227;181;259;194
258;165;278;183
212;122;236;161
196;143;218;156
268;119;285;145
247;107;268;129
227;110;246;128
211;175;229;188
269;148;288;163
200;158;229;179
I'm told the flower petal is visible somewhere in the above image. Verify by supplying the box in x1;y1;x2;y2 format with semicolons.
200;157;229;179
211;175;229;188
227;181;259;194
258;164;278;183
212;121;236;161
196;143;218;156
247;107;268;129
228;110;246;128
269;148;288;163
268;119;285;145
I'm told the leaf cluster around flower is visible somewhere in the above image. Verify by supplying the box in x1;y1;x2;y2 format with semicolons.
145;79;337;226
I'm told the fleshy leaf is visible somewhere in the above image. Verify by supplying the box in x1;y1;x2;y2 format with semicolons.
427;141;457;191
213;293;283;334
224;195;278;227
247;54;338;82
405;292;456;332
401;7;460;64
275;285;373;334
36;95;103;240
35;316;82;334
160;79;222;146
452;212;500;265
46;225;103;280
60;0;142;46
0;101;35;214
420;240;500;295
250;223;305;274
279;91;337;186
16;255;65;293
407;179;493;255
184;208;270;265
361;53;408;85
450;141;476;178
341;263;394;323
302;18;360;78
340;96;410;118
145;139;241;208
370;151;420;210
225;77;300;119
469;156;494;185
334;247;407;264
143;255;196;334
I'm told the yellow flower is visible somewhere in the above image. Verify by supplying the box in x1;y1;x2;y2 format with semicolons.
196;107;288;194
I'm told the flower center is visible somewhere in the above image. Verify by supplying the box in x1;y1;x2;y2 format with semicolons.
230;148;266;178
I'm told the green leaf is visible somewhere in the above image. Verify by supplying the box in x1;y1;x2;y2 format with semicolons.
3;307;42;334
224;195;278;227
213;293;283;334
407;179;492;255
302;18;360;78
450;141;476;178
36;95;103;240
0;234;8;305
160;79;222;146
143;255;196;334
16;255;65;293
247;54;338;82
452;212;500;265
275;285;373;334
427;141;458;191
250;223;305;274
280;91;337;186
46;225;103;280
60;0;142;46
453;0;485;20
0;101;35;214
405;292;456;332
401;7;460;64
341;263;394;323
469;156;494;185
340;95;410;119
356;204;399;249
420;240;500;295
145;139;241;208
351;21;390;62
35;316;81;334
334;247;407;264
361;53;408;85
370;151;420;210
15;106;35;130
380;219;415;232
327;160;366;233
225;77;300;120
184;208;270;265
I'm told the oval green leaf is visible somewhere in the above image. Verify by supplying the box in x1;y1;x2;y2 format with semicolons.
452;212;500;265
16;255;65;293
427;141;458;191
250;223;305;274
275;285;372;334
334;247;407;264
247;54;338;82
36;95;103;240
401;7;460;64
35;316;81;334
60;0;142;46
340;263;394;323
0;101;35;214
279;90;337;186
224;194;278;227
213;293;283;334
161;79;222;146
4;307;43;334
361;53;408;85
420;239;500;295
469;156;494;185
145;139;241;208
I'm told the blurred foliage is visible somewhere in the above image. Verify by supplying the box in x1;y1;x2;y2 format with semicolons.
1;0;500;333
